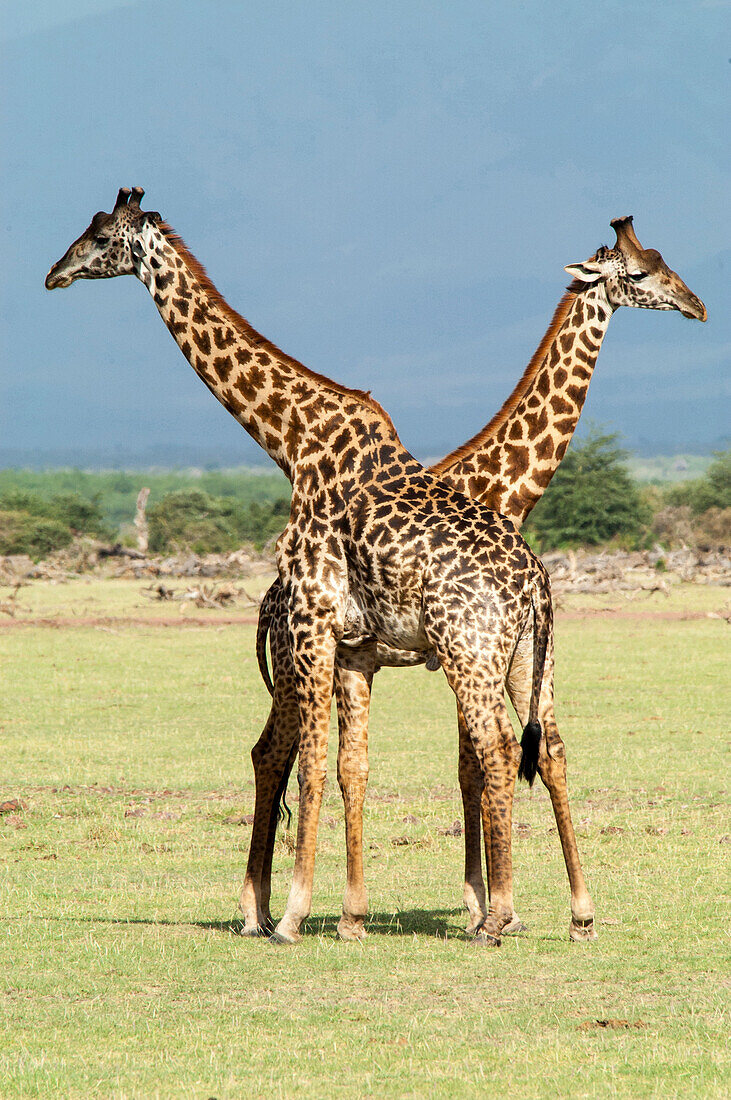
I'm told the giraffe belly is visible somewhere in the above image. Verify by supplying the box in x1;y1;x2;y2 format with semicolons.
346;577;428;653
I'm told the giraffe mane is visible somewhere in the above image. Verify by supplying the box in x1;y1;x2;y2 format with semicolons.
160;223;397;433
431;289;578;475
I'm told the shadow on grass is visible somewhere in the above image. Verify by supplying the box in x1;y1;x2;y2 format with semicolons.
36;908;471;939
196;908;467;938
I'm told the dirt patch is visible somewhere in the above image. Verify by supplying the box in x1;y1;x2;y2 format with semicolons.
559;608;711;623
19;783;248;803
390;834;433;849
0;798;27;814
225;813;255;826
0;614;259;630
578;1018;646;1031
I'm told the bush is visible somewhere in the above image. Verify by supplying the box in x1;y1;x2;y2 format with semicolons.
0;489;111;539
666;450;731;515
651;505;695;547
695;506;731;548
0;510;73;559
522;429;649;551
147;491;288;554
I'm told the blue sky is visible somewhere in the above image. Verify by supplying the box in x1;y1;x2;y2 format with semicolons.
1;0;728;466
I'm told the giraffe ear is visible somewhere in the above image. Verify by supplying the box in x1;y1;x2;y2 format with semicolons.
564;261;604;284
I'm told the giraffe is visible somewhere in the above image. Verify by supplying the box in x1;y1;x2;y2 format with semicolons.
44;193;705;946
45;186;598;948
241;218;707;940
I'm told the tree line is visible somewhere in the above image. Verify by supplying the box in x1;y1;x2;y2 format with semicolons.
0;434;728;561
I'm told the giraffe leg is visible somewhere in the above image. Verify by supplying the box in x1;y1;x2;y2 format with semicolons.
507;632;596;942
333;642;376;942
477;782;528;936
258;737;298;928
538;711;597;941
459;706;527;936
442;655;520;948
469;697;521;947
457;702;488;934
239;701;298;934
271;619;338;946
240;597;301;935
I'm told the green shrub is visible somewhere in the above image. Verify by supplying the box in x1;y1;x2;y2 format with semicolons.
522;429;649;551
666;450;731;515
0;510;73;559
147;490;288;554
0;489;111;539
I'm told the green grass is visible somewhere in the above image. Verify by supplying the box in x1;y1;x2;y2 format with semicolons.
1;581;729;1098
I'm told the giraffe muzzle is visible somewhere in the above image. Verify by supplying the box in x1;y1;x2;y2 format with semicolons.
45;263;74;290
679;293;707;322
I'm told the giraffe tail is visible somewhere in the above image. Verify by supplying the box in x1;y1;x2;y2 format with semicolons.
518;568;553;787
273;742;297;829
256;580;295;825
255;585;277;697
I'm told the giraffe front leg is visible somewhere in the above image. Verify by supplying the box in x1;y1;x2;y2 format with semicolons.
333;643;376;942
271;616;338;946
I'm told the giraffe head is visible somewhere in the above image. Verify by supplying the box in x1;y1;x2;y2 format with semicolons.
564;217;706;321
45;187;161;289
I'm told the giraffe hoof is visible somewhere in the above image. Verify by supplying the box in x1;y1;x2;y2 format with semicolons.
569;917;598;943
268;928;301;946
502;916;528;935
465;918;486;936
337;917;367;942
238;923;264;938
471;929;501;948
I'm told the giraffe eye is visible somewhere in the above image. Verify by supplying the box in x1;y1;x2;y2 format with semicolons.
629;272;649;282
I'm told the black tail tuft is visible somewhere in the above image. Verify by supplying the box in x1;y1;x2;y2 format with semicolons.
278;788;292;830
272;745;297;831
518;721;542;786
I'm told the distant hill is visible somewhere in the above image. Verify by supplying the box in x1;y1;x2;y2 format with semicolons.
627;454;715;484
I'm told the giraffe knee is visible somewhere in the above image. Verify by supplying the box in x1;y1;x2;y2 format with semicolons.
541;726;566;763
537;730;567;784
458;745;482;785
251;734;269;770
337;758;369;793
297;762;327;792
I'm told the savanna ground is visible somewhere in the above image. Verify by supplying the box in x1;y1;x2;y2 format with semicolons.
1;576;728;1099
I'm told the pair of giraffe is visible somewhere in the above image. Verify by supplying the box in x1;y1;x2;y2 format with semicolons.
46;191;706;945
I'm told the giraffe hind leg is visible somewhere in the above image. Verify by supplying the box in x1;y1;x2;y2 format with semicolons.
443;657;521;948
271;603;340;946
239;686;300;935
458;702;488;934
507;631;597;942
537;716;597;942
333;649;375;942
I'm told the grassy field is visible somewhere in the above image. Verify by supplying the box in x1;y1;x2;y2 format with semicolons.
1;577;728;1098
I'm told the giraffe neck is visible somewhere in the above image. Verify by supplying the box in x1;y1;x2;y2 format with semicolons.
432;284;614;523
133;222;388;480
